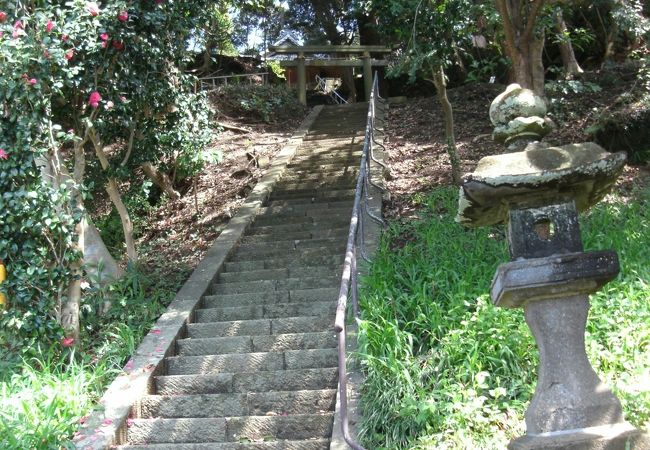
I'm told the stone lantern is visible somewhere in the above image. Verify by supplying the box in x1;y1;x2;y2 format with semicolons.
455;85;649;449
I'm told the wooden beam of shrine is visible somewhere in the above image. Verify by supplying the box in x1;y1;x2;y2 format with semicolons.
269;45;392;54
279;59;389;68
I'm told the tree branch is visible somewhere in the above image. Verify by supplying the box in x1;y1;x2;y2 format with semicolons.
523;0;546;46
495;0;518;55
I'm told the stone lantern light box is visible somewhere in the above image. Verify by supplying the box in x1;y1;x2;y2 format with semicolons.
456;84;649;449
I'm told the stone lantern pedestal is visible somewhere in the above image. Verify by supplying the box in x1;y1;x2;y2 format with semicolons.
457;143;648;449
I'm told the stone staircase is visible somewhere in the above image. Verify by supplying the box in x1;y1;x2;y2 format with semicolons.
117;103;368;449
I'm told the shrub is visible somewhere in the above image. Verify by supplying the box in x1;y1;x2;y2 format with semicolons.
215;83;305;123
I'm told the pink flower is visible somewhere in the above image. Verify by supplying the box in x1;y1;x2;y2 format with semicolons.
101;418;113;426
0;148;8;160
118;11;128;22
29;78;37;85
61;34;69;41
112;40;124;51
0;11;7;23
105;100;114;110
62;337;75;347
65;49;74;60
126;418;134;427
12;20;24;38
88;91;101;109
100;33;109;41
119;96;127;102
46;20;54;32
101;41;108;48
87;2;100;16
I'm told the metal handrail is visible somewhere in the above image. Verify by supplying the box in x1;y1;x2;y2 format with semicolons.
315;75;349;104
196;72;269;91
334;73;385;450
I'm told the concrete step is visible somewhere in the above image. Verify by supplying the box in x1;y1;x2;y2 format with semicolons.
136;389;337;419
118;438;330;449
278;172;358;183
186;315;334;339
126;414;333;444
194;301;335;323
156;367;338;395
203;288;338;309
166;348;337;375
286;162;358;172
211;276;338;295
256;205;351;219
290;155;361;166
258;200;354;215
240;227;348;244
304;132;365;141
273;180;356;192
218;267;340;284
283;167;359;178
228;246;344;262
251;213;350;228
297;141;362;150
223;255;342;273
235;237;344;254
247;221;350;237
176;331;336;356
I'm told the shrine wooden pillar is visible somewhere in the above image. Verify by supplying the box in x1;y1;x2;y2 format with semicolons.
297;52;306;105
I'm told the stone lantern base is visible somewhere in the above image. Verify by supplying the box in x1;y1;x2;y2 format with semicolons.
509;422;649;450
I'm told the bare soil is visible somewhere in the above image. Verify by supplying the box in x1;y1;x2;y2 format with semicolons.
133;103;305;277
383;69;650;221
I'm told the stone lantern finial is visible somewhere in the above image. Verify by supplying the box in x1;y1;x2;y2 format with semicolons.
489;83;553;152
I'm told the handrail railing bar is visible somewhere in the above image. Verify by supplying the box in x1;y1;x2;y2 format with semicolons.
351;245;359;318
370;139;388;170
335;72;385;450
366;149;386;195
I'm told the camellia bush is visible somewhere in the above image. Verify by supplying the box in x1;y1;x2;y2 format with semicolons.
0;0;214;359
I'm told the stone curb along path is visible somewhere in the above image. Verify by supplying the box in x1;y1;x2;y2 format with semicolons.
73;105;324;450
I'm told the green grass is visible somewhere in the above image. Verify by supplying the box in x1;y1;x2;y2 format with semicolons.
0;265;181;449
357;185;650;449
0;353;102;449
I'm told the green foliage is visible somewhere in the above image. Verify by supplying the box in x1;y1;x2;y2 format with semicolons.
358;186;650;448
0;0;216;357
267;60;286;80
0;264;180;449
0;352;101;450
369;0;475;81
217;84;304;123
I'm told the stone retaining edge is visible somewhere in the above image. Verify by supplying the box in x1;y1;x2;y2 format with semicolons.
72;105;325;450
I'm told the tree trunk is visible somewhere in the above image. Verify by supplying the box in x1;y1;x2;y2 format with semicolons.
342;67;357;103
141;162;181;200
89;129;138;262
432;66;461;185
495;0;547;96
38;152;123;284
555;9;583;78
201;48;212;74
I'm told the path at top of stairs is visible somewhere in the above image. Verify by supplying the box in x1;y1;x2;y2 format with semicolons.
118;103;368;449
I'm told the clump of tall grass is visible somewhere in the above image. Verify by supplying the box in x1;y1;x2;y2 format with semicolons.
357;185;650;449
0;352;100;449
